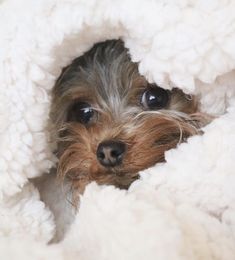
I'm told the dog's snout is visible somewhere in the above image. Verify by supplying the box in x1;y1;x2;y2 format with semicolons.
96;140;126;167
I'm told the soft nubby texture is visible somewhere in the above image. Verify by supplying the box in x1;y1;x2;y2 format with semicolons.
0;0;235;259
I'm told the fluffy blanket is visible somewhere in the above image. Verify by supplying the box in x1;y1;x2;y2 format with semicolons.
1;0;235;259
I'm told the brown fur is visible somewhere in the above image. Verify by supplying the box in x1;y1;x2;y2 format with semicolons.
50;40;209;198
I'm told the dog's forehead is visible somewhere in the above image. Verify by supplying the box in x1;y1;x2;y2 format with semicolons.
92;62;144;118
54;40;145;118
79;40;142;115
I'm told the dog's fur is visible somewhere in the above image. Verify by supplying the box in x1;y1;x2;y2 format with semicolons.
50;40;208;198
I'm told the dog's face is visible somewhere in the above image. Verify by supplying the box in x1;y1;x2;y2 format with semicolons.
51;40;204;192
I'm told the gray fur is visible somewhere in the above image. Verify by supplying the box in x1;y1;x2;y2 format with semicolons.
52;40;197;128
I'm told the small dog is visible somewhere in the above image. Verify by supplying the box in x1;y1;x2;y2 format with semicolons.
51;40;207;198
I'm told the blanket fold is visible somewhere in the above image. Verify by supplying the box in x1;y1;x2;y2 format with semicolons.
0;0;235;259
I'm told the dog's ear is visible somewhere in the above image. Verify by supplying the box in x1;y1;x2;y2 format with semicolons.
55;65;72;88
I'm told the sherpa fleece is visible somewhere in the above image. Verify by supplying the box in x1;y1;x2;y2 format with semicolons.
0;0;235;259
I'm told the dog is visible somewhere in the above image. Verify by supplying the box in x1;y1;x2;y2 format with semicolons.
34;39;209;242
50;39;208;199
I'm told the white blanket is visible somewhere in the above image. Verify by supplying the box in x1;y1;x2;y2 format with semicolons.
0;0;235;259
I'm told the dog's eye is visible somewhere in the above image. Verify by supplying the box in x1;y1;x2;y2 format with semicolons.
141;86;169;110
67;102;96;124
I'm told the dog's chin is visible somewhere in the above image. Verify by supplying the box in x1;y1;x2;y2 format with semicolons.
109;169;140;186
65;167;140;193
60;159;153;192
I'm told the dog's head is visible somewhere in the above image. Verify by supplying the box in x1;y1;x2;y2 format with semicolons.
51;40;206;192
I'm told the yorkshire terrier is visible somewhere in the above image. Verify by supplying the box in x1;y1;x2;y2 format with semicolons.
50;39;208;198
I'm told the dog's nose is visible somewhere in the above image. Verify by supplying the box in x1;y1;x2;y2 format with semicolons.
96;140;126;167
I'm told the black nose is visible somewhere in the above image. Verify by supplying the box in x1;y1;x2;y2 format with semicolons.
96;140;126;167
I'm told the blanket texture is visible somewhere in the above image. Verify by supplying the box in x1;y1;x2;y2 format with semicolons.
0;0;235;259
